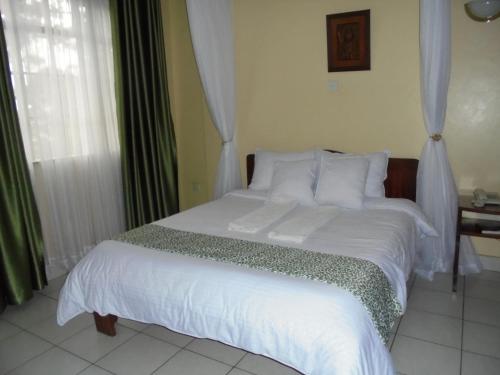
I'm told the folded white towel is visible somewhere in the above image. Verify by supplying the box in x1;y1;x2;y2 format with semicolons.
268;206;339;244
228;201;297;234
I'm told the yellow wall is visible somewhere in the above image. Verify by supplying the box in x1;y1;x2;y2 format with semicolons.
233;0;500;257
447;0;500;257
234;0;425;165
162;0;500;256
161;0;221;211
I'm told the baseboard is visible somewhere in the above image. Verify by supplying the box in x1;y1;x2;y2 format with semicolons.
479;255;500;272
45;263;68;281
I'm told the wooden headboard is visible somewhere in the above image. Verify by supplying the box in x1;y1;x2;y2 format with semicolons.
246;151;419;202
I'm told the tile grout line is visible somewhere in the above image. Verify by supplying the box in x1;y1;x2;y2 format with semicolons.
147;345;184;375
3;308;142;373
0;328;23;344
89;328;142;364
230;352;265;375
462;318;500;329
74;363;94;375
133;332;254;371
405;304;500;330
181;346;246;369
390;310;403;352
463;289;500;303
6;301;300;374
411;281;464;295
25;316;94;346
0;314;65;375
89;363;119;375
6;317;257;375
405;306;463;321
397;333;462;351
464;295;500;305
11;273;500;375
134;330;219;374
232;352;248;370
36;291;59;301
412;282;465;296
38;275;257;375
55;342;108;368
462;349;500;362
405;306;462;320
4;347;55;375
139;327;194;348
461;275;500;364
73;362;111;375
6;305;252;375
2;329;55;375
3;320;105;373
86;326;247;373
3;312;98;364
392;276;463;375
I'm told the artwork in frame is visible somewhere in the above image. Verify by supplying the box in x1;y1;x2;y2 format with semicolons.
326;10;371;72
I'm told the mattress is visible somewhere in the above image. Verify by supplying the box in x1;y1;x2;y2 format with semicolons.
57;190;429;375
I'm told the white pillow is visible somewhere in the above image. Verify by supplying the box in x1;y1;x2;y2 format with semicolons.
319;150;390;198
249;149;317;190
315;155;370;209
267;159;317;206
364;150;390;197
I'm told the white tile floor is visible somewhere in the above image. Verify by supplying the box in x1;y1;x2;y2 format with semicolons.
1;271;500;375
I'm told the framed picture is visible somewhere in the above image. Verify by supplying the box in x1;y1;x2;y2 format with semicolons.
326;10;370;72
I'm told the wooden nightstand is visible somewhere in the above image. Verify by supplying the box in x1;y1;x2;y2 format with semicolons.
453;196;500;291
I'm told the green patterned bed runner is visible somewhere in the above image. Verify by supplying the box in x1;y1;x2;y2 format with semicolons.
115;224;402;342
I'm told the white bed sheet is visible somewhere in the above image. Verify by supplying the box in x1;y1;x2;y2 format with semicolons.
58;190;422;375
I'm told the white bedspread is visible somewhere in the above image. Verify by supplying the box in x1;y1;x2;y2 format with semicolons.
57;190;429;375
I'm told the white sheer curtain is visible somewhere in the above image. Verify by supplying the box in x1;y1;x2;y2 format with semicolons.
1;0;125;279
416;0;481;278
186;0;242;199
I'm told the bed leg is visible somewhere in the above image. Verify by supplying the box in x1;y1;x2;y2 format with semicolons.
93;312;118;336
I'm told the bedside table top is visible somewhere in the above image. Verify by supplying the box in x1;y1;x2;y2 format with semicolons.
459;195;500;214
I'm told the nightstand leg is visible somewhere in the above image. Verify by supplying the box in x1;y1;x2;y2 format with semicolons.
452;258;458;292
452;210;462;292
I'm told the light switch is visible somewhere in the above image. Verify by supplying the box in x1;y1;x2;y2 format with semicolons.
328;79;338;92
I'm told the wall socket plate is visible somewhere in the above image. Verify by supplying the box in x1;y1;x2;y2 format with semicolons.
328;79;338;92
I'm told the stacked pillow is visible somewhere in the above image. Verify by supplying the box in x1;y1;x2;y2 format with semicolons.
314;154;370;209
249;149;318;190
267;159;317;206
249;149;390;209
315;150;390;209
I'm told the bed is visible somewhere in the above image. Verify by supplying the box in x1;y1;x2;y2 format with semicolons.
57;151;431;375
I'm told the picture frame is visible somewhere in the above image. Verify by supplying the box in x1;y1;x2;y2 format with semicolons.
326;10;370;72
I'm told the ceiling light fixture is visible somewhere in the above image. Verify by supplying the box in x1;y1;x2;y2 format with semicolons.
465;0;500;22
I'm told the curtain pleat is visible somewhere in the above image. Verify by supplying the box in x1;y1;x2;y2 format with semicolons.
1;0;125;279
0;18;46;311
186;0;242;199
110;0;178;229
416;0;482;278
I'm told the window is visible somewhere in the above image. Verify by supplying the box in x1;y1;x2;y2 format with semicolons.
1;0;118;161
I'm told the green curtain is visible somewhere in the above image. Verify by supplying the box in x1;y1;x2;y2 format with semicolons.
110;0;179;230
0;17;47;312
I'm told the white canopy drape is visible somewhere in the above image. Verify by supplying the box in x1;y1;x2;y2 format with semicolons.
1;0;125;279
186;0;242;199
416;0;482;278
